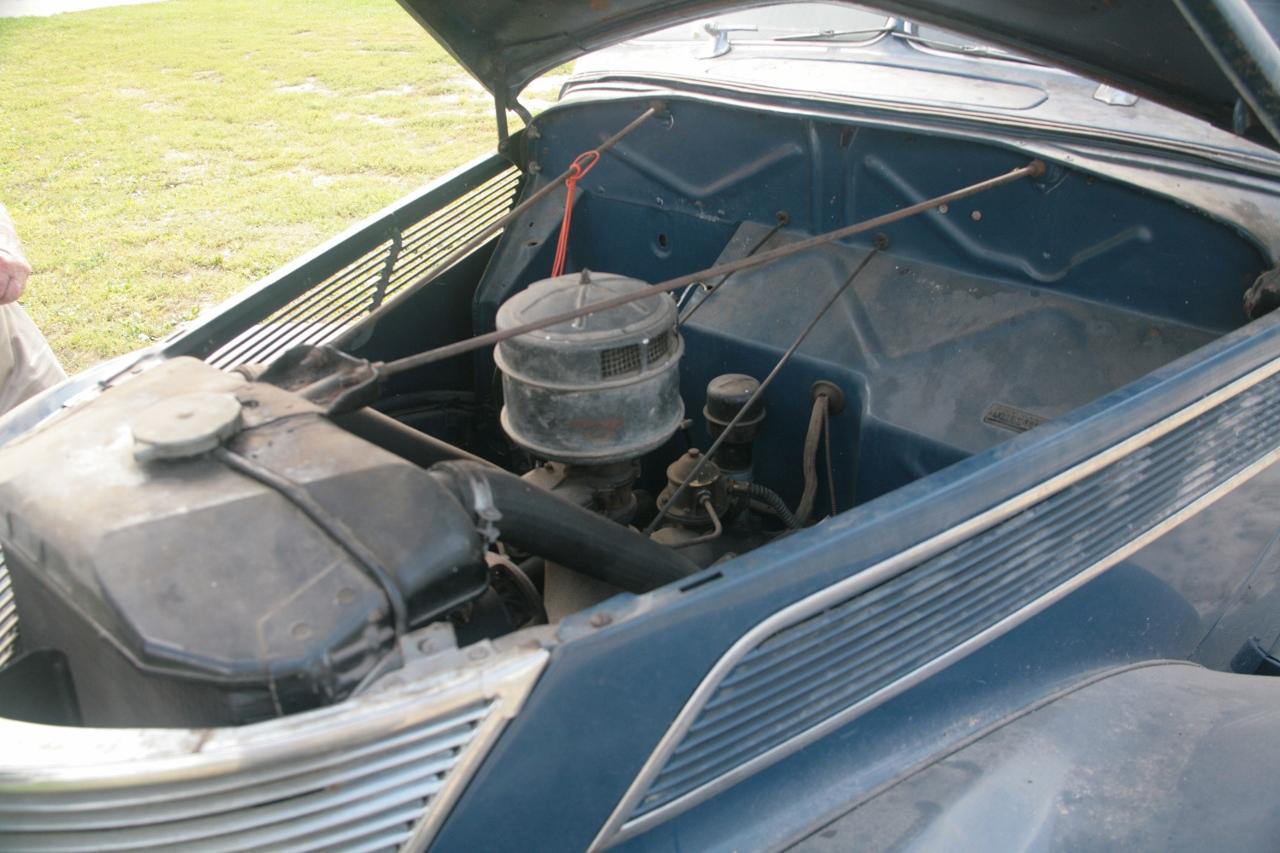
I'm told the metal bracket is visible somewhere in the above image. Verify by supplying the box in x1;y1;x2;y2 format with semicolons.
494;78;533;164
255;344;382;415
701;22;757;58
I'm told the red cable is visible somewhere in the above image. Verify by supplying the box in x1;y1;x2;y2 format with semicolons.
551;149;601;277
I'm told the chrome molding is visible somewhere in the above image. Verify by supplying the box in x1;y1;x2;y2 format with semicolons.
592;354;1280;849
0;644;547;852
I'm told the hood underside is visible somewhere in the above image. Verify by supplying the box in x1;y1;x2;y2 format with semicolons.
397;0;1280;150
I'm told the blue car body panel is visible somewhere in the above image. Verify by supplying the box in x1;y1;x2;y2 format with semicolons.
421;97;1280;849
788;662;1280;852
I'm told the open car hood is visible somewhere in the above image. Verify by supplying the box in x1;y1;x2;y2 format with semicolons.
397;0;1280;150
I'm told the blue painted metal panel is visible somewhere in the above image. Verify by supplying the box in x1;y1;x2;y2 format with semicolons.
494;98;1264;333
430;99;1280;850
631;357;1280;820
435;320;1280;850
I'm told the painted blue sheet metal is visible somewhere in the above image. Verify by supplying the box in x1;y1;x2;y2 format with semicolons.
610;351;1280;836
480;98;1265;334
436;297;1280;853
430;98;1280;850
787;662;1280;852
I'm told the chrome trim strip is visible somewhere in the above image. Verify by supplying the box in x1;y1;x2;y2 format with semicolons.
0;645;547;851
591;354;1280;849
404;648;546;849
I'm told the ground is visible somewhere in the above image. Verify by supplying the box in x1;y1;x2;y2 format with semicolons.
0;0;561;372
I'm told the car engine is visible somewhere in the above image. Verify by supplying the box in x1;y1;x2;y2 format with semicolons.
0;99;1264;730
0;268;817;726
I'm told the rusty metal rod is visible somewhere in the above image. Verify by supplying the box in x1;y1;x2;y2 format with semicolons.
379;159;1045;378
331;104;661;349
678;213;787;326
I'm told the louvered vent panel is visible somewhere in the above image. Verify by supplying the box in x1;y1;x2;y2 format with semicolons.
206;167;521;369
632;370;1280;818
0;699;495;852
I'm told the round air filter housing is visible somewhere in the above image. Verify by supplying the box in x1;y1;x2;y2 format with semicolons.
495;271;684;464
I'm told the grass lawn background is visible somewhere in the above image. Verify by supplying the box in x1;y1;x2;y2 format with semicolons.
0;0;558;372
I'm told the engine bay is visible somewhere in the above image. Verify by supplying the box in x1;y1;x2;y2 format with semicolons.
0;98;1268;728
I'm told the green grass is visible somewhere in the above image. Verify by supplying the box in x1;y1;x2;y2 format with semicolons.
0;0;560;372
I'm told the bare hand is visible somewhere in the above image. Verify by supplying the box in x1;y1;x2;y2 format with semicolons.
0;248;31;305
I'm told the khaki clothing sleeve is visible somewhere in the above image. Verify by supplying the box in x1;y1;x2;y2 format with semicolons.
0;303;65;415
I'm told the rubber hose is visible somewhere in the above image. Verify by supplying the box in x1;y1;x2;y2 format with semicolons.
331;407;494;469
744;482;802;530
428;461;699;593
795;394;828;525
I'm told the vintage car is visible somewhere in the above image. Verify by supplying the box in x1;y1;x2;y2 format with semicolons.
3;1;1280;850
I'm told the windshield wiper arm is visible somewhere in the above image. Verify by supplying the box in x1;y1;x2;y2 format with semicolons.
773;22;896;43
895;31;1043;65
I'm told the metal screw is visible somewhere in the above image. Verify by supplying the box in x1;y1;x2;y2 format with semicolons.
589;612;613;628
971;210;983;221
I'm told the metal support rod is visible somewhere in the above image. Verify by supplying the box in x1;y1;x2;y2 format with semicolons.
823;403;838;516
330;104;661;350
643;249;879;535
379;159;1044;379
678;213;787;326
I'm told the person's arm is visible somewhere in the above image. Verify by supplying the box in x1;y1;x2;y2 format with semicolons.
0;203;32;305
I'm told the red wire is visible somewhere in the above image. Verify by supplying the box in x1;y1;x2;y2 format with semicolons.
551;149;601;277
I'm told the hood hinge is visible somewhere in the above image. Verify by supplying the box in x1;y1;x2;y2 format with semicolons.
494;74;532;165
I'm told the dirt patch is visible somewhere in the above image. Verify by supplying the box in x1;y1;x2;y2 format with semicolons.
165;163;209;186
448;75;487;93
364;83;414;98
275;76;335;96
